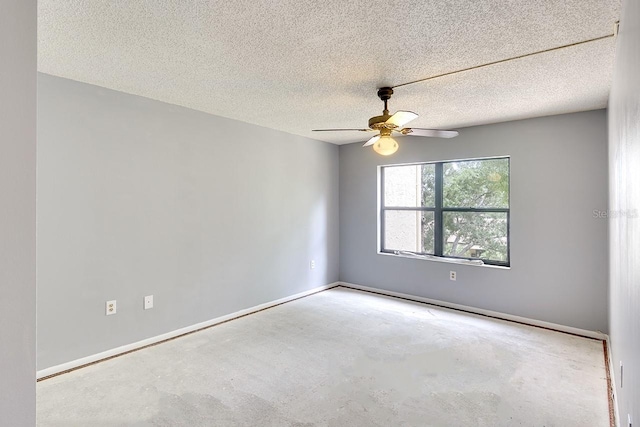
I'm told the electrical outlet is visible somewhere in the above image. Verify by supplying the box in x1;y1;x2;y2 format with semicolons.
450;271;457;281
621;361;624;388
106;300;117;316
310;260;315;270
144;295;154;310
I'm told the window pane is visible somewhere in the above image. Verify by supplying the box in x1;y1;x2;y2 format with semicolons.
384;164;435;207
384;210;435;254
443;212;508;262
443;158;509;208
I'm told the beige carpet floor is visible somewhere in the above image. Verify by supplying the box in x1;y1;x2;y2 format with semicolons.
37;287;611;426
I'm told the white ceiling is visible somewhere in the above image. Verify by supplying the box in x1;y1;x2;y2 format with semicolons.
38;1;621;145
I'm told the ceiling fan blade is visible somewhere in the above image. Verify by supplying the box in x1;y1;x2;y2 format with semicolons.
385;110;418;128
362;135;381;147
312;128;374;132
402;128;459;138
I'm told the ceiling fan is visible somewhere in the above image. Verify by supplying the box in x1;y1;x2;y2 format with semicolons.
313;87;459;156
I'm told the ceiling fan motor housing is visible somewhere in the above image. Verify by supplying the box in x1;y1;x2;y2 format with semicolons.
368;115;394;129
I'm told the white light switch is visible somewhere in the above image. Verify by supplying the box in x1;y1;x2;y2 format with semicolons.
144;295;154;310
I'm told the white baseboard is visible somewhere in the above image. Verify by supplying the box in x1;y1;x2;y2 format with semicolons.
338;281;608;341
38;281;609;380
605;336;620;427
37;282;340;380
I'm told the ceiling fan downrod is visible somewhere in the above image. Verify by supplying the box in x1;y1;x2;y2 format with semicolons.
377;87;394;115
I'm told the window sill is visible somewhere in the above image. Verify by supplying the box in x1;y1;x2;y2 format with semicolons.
378;251;511;270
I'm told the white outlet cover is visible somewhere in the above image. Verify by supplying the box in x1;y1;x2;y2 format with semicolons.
450;271;457;281
621;361;624;388
144;295;154;310
106;300;117;316
310;260;315;270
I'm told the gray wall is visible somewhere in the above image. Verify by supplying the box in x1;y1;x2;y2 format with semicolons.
0;0;37;424
340;110;608;332
37;74;339;370
609;0;639;423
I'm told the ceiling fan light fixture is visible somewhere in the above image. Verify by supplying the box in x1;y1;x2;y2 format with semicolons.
373;135;398;156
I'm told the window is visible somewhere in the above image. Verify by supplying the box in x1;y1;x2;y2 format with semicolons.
380;157;510;266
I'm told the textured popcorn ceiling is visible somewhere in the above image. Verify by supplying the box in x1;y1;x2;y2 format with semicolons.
38;1;621;145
